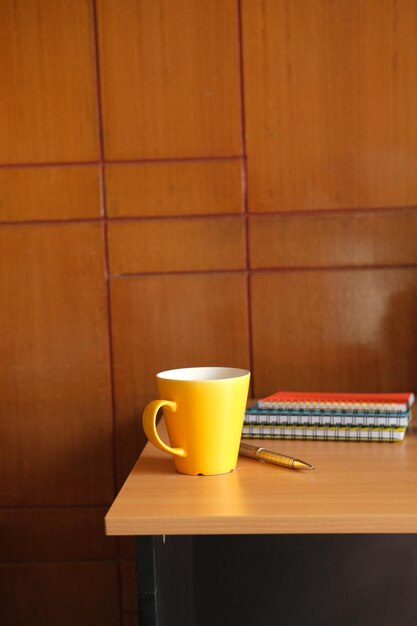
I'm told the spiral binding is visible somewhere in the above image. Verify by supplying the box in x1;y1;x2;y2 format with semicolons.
258;400;401;414
241;425;406;441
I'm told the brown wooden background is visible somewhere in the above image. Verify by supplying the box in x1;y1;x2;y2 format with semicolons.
1;1;417;624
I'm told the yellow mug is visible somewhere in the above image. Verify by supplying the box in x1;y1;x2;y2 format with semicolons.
143;367;250;475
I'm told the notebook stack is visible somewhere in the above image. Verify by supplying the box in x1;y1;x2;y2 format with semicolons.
242;391;415;442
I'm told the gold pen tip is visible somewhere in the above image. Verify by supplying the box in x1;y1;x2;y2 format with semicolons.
293;460;315;470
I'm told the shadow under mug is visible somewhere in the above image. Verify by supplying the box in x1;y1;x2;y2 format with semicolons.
142;367;251;475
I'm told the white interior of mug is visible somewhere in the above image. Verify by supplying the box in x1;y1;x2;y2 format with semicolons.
157;367;249;381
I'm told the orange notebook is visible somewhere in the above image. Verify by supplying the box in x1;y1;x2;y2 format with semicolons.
258;391;415;413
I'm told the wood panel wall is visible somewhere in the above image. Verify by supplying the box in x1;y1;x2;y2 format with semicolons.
1;1;416;624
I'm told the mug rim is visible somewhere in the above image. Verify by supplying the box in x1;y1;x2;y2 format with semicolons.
157;366;250;382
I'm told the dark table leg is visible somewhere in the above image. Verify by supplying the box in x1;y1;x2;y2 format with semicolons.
136;535;417;626
135;536;157;625
136;535;194;626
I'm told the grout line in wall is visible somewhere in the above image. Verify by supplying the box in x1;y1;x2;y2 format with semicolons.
110;268;247;279
0;213;245;228
90;3;124;625
248;263;417;273
237;0;255;393
0;504;112;510
246;205;417;217
0;218;103;228
2;205;417;228
0;211;417;228
0;160;101;169
250;263;417;274
91;0;116;487
0;155;244;170
108;212;246;222
108;263;417;280
105;154;245;165
0;214;245;229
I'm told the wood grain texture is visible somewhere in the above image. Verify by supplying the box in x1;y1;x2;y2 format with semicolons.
0;224;113;505
105;420;417;535
250;269;417;398
110;274;250;483
0;166;101;222
105;160;244;218
242;0;417;211
0;562;119;626
0;0;99;164
0;508;116;562
96;0;241;159
249;210;417;269
108;217;246;274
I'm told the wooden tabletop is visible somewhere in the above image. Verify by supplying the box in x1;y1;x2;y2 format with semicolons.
105;420;417;536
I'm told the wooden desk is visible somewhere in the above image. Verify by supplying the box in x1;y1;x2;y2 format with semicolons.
106;423;417;625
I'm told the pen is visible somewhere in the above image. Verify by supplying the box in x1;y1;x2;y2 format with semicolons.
239;442;314;470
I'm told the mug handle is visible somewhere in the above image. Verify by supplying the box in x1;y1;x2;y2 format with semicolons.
142;399;187;458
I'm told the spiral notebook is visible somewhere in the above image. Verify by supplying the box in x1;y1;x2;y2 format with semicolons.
258;391;415;413
245;404;410;428
243;391;414;442
241;424;407;442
